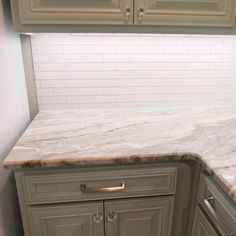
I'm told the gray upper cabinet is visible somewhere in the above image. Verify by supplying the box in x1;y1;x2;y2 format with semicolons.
12;0;133;25
134;0;236;26
105;196;174;236
10;0;236;33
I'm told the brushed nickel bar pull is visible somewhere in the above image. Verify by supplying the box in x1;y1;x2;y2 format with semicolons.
80;182;126;193
204;196;236;236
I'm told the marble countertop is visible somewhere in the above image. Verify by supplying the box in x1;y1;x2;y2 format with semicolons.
3;106;236;202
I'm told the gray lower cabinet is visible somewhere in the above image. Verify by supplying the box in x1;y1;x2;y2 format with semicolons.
191;206;218;236
105;196;174;236
27;196;174;236
10;0;236;33
15;163;197;236
28;201;104;236
11;163;236;236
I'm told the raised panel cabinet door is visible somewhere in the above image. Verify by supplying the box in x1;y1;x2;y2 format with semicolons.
105;196;174;236
12;0;133;25
28;201;104;236
191;206;219;236
134;0;236;26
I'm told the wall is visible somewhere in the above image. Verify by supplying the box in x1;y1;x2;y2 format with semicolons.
0;0;30;235
32;33;236;110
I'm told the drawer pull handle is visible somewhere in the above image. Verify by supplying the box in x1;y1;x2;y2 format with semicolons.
93;212;103;224
204;196;236;236
80;182;126;193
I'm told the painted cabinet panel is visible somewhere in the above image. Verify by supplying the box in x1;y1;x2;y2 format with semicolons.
134;0;236;26
19;166;177;205
191;206;218;236
12;0;134;25
28;196;174;236
105;196;174;236
10;0;236;32
28;201;104;236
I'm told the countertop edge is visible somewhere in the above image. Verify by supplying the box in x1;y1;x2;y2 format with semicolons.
4;151;236;204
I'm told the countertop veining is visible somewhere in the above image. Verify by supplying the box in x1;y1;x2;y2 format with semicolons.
3;106;236;202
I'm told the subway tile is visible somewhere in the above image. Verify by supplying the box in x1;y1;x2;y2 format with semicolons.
31;34;236;110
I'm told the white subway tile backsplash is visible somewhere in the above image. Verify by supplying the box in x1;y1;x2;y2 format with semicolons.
54;104;80;109
38;104;55;110
32;45;63;54
31;33;236;110
54;88;79;96
40;80;67;88
41;96;66;104
37;88;54;96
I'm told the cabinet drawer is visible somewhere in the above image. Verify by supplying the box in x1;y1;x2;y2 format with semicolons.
16;166;178;205
197;173;236;236
191;206;218;236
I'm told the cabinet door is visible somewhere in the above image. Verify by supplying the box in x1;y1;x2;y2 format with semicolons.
134;0;236;27
28;201;104;236
13;0;133;25
105;196;174;236
191;206;219;236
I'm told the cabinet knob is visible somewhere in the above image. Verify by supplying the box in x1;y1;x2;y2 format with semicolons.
107;211;117;222
124;7;131;22
93;212;103;224
137;8;144;22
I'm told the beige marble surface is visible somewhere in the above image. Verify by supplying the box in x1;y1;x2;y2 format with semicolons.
3;106;236;202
